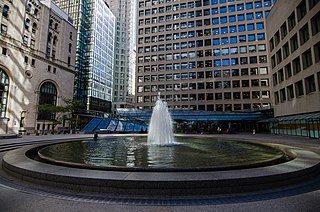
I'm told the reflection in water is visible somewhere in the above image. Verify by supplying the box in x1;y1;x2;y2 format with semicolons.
38;137;285;169
147;145;175;167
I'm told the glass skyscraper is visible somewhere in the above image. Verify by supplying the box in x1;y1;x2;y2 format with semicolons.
55;0;116;112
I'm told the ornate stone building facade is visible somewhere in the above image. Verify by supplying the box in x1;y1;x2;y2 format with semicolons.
0;0;76;134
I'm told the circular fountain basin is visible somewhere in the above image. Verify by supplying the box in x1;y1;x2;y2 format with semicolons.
38;136;288;171
3;135;320;196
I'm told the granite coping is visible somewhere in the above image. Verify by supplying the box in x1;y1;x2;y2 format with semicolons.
2;141;320;196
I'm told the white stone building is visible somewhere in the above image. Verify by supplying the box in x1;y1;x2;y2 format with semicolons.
0;0;76;134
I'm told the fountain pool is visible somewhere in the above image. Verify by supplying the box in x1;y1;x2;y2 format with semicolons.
38;136;288;171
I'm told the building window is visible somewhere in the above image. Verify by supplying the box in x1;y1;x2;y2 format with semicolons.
290;34;299;52
23;35;28;45
258;44;266;51
32;23;37;33
24;56;28;64
2;47;7;56
318;71;320;91
281;22;288;39
271;55;276;68
2;5;9;19
283;42;290;59
285;63;292;79
257;33;265;40
34;8;39;17
314;41;320;63
246;13;253;20
276;49;282;64
1;24;7;34
302;49;313;69
309;0;320;9
288;12;296;31
274;31;280;46
259;55;267;63
0;68;9;117
238;14;245;21
297;0;307;21
295;80;304;97
274;91;279;104
53;36;57;46
68;44;72;53
287;85;295;100
246;2;253;10
293;56;301;74
25;18;30;30
273;73;278;86
260;67;268;75
37;82;57;120
256;22;264;30
278;69;284;83
280;88;286;102
311;11;320;35
299;24;310;45
305;75;316;94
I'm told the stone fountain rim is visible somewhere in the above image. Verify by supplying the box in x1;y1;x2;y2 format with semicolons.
2;135;320;196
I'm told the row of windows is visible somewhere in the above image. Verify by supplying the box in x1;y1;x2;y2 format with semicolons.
139;0;272;16
138;90;270;102
137;103;271;111
138;49;268;62
274;72;320;104
138;91;270;102
139;22;265;35
137;67;269;78
138;33;266;46
140;0;272;7
270;0;319;51
270;24;319;70
139;12;269;27
272;44;320;88
138;56;268;69
137;79;269;90
139;43;266;54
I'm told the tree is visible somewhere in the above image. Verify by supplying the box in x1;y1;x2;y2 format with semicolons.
62;99;85;133
36;99;85;134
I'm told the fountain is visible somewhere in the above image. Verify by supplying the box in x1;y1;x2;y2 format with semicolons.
33;96;290;170
4;92;313;197
147;93;174;145
5;98;318;197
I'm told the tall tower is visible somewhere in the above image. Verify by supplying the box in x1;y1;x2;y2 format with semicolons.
136;0;275;112
106;0;137;110
54;0;116;113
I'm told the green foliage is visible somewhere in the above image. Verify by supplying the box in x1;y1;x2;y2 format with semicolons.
36;99;85;131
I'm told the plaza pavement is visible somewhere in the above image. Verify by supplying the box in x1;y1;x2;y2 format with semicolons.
0;133;320;212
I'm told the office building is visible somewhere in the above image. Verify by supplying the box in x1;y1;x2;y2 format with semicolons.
266;0;320;137
106;0;137;110
55;0;116;113
136;0;275;111
0;0;76;134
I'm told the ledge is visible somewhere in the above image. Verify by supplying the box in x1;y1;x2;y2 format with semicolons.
2;142;320;196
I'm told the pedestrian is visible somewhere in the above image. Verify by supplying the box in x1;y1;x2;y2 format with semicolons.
94;131;98;140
